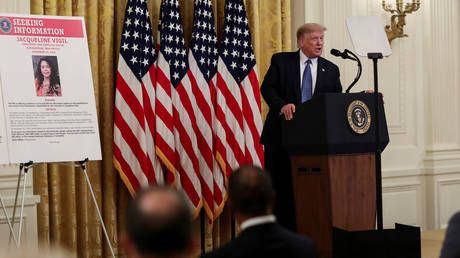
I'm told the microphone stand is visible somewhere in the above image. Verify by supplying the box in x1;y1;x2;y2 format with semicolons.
345;49;362;93
368;52;384;231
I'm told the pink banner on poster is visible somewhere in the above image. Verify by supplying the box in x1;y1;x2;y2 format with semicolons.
0;16;84;38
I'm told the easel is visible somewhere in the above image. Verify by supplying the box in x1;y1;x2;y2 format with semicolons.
6;158;115;258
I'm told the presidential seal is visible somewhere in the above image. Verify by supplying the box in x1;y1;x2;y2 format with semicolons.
347;100;371;134
0;17;12;34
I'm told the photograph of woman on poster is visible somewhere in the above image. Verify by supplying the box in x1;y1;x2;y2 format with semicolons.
34;56;62;97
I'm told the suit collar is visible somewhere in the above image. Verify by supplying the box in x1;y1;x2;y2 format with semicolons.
293;51;301;104
240;214;276;231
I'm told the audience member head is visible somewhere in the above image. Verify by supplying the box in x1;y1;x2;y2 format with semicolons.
228;164;276;219
123;186;192;258
296;23;327;58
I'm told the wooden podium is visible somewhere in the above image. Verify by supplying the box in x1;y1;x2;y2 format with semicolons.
282;93;389;258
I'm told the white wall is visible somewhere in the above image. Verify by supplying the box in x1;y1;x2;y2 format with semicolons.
292;0;460;230
0;0;40;249
0;0;29;14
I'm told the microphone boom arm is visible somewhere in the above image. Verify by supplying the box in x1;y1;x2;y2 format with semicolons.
345;49;362;93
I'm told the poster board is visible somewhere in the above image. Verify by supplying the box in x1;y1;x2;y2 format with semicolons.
346;16;392;57
0;14;101;164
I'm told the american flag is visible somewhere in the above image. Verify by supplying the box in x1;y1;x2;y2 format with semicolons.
215;0;264;176
156;0;203;216
113;0;164;195
189;0;226;221
154;0;175;184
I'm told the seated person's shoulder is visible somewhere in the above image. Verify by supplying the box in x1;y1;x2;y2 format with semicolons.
450;211;460;223
278;226;317;253
279;225;313;241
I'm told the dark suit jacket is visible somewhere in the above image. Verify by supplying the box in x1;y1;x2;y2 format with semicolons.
260;51;342;147
201;222;318;258
440;211;460;258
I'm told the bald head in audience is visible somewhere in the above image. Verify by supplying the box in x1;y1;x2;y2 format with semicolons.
228;164;276;222
122;186;193;258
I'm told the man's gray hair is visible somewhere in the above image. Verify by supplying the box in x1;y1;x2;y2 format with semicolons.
296;23;327;42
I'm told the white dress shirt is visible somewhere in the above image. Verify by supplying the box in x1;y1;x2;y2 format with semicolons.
240;214;277;231
299;50;318;95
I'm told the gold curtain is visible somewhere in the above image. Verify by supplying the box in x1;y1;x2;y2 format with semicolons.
30;0;291;257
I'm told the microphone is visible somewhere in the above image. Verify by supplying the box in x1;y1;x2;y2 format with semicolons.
330;48;362;93
330;48;356;61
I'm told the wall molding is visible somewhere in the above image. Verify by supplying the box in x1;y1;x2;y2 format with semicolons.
0;216;27;243
0;0;30;14
424;147;460;172
387;37;407;135
0;214;27;226
436;178;460;228
0;164;19;174
382;181;422;228
0;195;40;207
383;168;423;179
0;195;39;248
383;182;421;193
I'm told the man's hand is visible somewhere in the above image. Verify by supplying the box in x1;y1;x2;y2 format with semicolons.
365;90;385;104
280;104;296;120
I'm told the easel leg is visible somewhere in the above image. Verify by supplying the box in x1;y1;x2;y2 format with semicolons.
18;171;28;247
0;194;18;247
80;161;116;258
9;164;22;246
16;162;35;247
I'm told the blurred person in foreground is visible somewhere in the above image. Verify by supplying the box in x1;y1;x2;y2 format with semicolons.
122;186;195;258
201;165;318;258
440;211;460;258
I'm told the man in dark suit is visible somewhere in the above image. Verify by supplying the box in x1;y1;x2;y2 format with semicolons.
260;23;342;231
122;186;195;258
201;165;318;258
440;211;460;258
